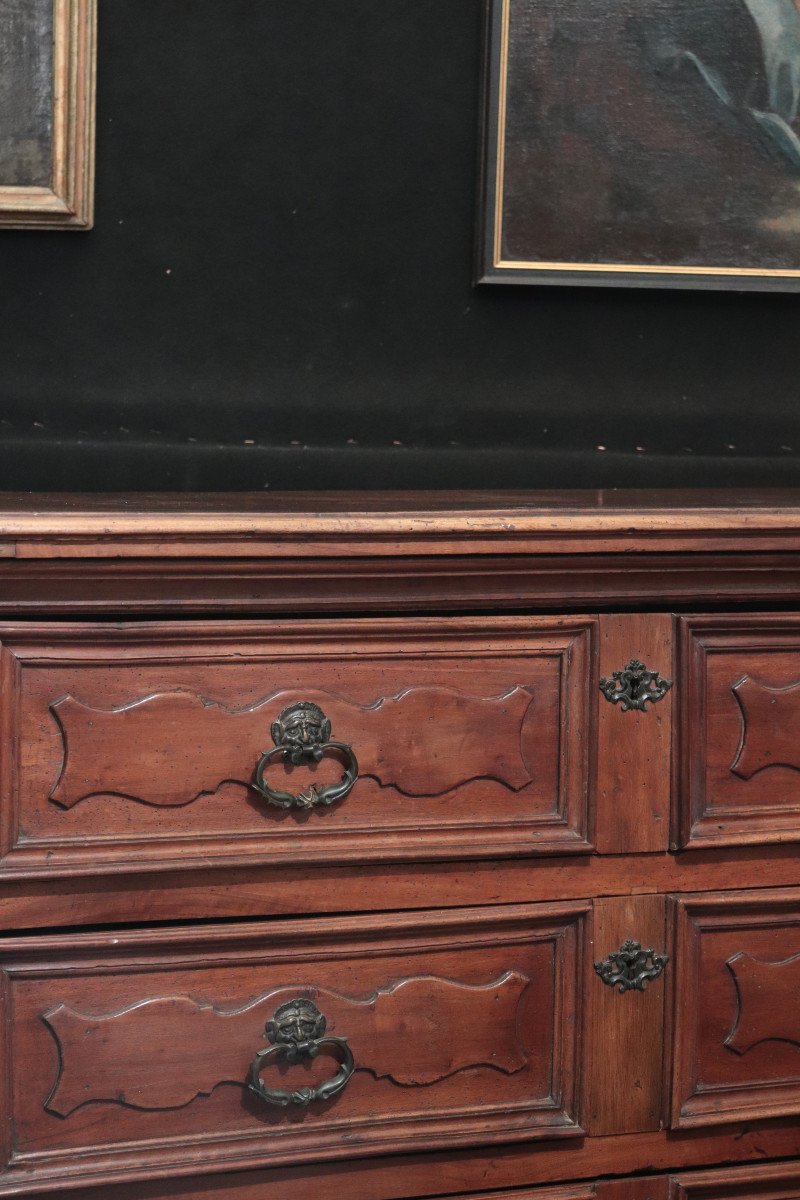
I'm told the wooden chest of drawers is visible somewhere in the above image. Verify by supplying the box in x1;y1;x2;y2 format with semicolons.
3;490;800;1200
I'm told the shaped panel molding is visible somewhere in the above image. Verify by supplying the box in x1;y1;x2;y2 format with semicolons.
44;972;530;1116
0;903;587;1193
671;890;800;1128
731;677;800;780
50;685;535;809
0;618;595;878
726;952;800;1055
678;617;800;848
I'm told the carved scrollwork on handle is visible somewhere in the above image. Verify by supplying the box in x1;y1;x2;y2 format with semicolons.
248;999;355;1108
594;939;669;993
253;701;359;811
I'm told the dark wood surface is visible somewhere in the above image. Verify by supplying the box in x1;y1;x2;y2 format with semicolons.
1;493;800;1200
15;1161;800;1200
0;906;587;1193
0;617;594;880
671;889;800;1127
679;615;800;848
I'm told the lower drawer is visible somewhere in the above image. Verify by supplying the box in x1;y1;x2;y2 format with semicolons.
0;902;587;1195
671;888;800;1127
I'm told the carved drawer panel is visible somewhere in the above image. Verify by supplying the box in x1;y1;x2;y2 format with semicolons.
671;889;800;1127
679;615;800;848
0;903;587;1195
0;616;596;880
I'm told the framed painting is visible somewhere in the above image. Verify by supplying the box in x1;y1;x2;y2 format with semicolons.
0;0;95;230
480;0;800;289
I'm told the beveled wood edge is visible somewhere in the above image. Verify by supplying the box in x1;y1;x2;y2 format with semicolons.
0;830;592;883
2;846;800;930
2;1121;587;1198
674;1159;800;1194
3;1125;800;1199
4;492;800;557
2;553;800;615
0;898;592;959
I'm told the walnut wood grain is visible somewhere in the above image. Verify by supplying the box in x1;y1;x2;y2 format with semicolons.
596;615;672;854
0;904;586;1193
12;1132;800;1200
671;889;800;1127
730;677;800;779
4;490;800;559
2;494;800;1199
44;972;530;1116
6;553;800;616
725;952;800;1055
679;617;800;848
585;895;668;1136
0;616;594;879
49;684;535;809
672;1160;800;1200
5;844;800;929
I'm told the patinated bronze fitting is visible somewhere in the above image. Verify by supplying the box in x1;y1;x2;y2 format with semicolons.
594;939;669;993
253;702;359;811
248;999;355;1109
599;659;673;712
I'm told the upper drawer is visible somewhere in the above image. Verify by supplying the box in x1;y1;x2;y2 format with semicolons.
678;615;800;848
0;616;596;879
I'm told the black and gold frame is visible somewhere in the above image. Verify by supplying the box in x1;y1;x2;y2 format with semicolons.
479;0;800;290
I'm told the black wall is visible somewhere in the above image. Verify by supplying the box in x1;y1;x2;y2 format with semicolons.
0;0;798;492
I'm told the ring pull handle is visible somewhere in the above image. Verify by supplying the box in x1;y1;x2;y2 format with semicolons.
253;701;359;811
248;999;355;1108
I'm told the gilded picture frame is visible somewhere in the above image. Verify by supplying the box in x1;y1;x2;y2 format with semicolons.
0;0;96;230
479;0;800;290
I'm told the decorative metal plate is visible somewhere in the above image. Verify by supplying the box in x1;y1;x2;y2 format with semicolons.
594;939;669;993
599;659;672;712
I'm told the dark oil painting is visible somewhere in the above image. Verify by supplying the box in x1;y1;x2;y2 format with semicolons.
481;0;800;288
0;0;53;189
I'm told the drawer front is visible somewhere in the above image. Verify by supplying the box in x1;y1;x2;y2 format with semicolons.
671;889;800;1127
679;616;800;848
674;1162;800;1200
23;1164;800;1200
0;616;596;879
451;1172;800;1200
0;903;587;1194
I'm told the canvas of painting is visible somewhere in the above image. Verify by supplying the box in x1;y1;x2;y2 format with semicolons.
480;0;800;289
0;0;54;188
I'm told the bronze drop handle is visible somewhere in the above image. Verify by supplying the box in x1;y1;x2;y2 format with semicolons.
248;999;355;1108
253;701;359;811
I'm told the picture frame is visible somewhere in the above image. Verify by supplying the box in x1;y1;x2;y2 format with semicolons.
479;0;800;290
0;0;96;230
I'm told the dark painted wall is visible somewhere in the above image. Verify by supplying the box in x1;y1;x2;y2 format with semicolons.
0;0;798;491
